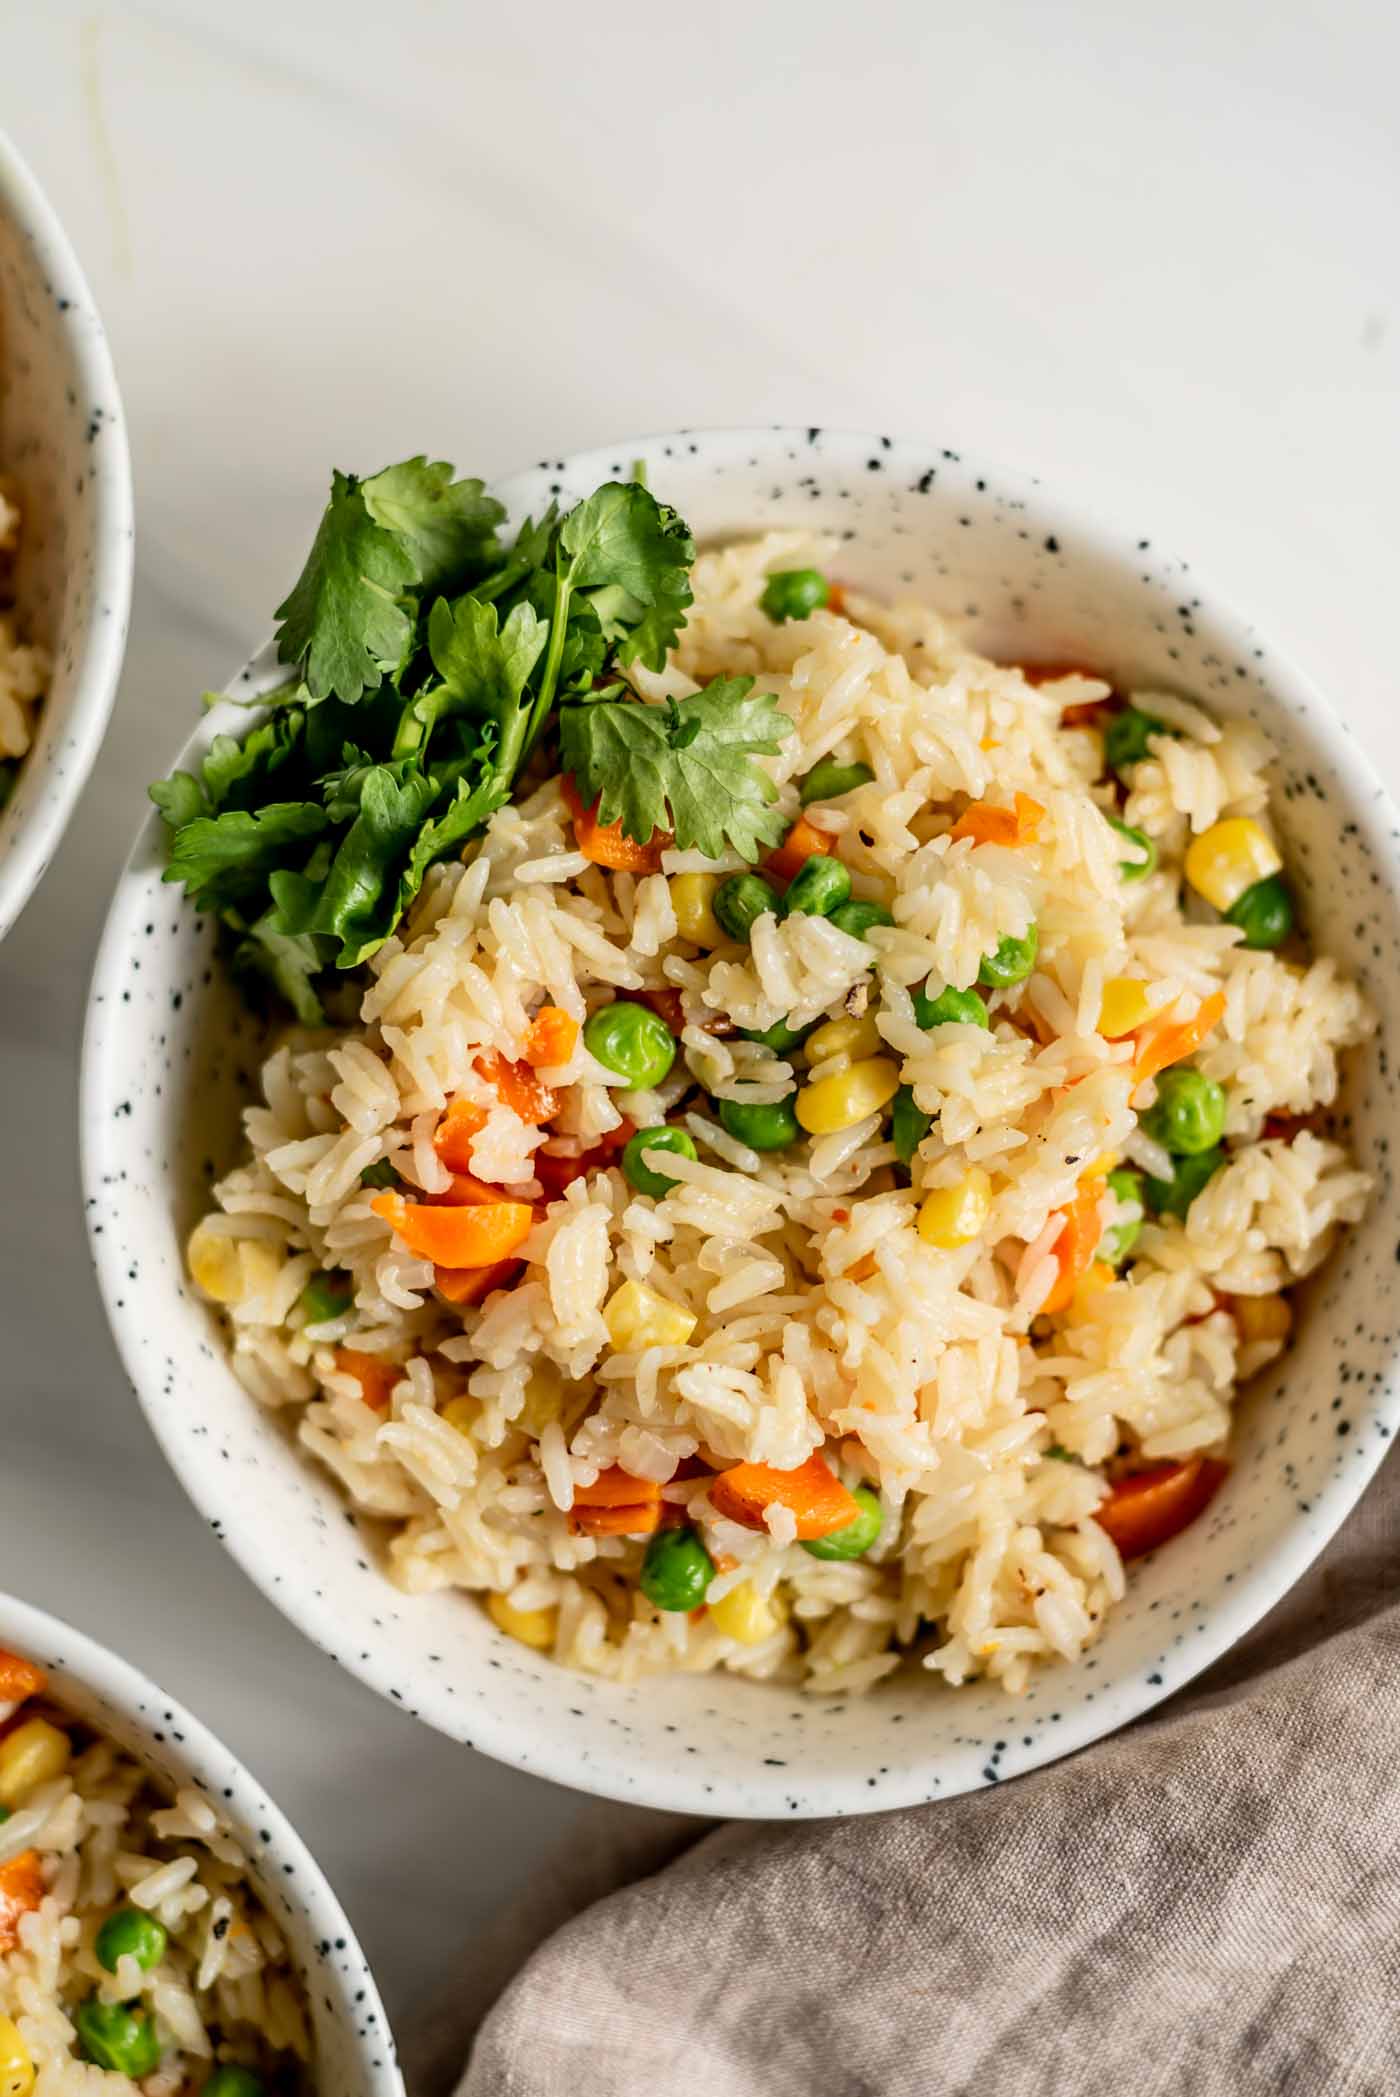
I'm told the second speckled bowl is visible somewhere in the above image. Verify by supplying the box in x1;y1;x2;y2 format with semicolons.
82;426;1400;1819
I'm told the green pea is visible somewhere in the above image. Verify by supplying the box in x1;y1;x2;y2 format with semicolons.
912;985;990;1030
781;856;852;920
622;1125;697;1198
1225;874;1294;950
713;872;781;942
359;1159;399;1189
890;1085;932;1166
95;1906;169;1975
717;1094;800;1151
0;1805;11;1825
829;898;893;941
298;1271;353;1326
740;1017;816;1053
1105;705;1169;775
759;568;830;623
1108;816;1157;882
583;1002;677;1090
640;1525;715;1611
1102;1168;1145;1266
1144;1145;1225;1219
1142;1068;1227;1156
978;925;1039;988
801;1485;884;1561
201;2069;267;2097
74;1998;161;2078
799;758;874;805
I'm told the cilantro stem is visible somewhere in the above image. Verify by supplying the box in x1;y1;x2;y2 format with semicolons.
519;552;575;764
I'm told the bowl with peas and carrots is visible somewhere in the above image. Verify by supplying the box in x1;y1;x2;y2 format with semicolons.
0;1593;401;2093
83;427;1400;1818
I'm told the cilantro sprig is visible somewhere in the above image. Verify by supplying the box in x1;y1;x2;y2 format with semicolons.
151;457;793;1018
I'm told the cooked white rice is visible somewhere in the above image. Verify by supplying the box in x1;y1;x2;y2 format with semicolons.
189;533;1374;1696
0;1657;313;2092
0;478;49;779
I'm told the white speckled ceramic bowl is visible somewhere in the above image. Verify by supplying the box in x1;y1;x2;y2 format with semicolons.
82;428;1400;1819
0;1592;402;2092
0;130;132;942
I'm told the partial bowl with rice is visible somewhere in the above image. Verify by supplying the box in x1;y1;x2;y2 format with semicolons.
0;1592;401;2096
0;130;132;942
83;427;1400;1818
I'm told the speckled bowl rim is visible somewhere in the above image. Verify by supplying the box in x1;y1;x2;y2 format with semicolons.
0;128;133;943
83;425;1400;1819
0;1591;402;2091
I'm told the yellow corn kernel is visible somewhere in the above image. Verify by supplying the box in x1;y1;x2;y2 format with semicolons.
518;1365;564;1434
669;871;724;948
1232;1293;1293;1347
916;1169;993;1250
186;1220;281;1307
604;1278;698;1352
441;1395;479;1436
1097;978;1154;1039
487;1592;557;1651
803;1013;882;1067
796;1056;901;1135
1184;818;1283;912
1083;1151;1120;1178
0;1717;70;1808
0;2017;34;2097
709;1580;788;1645
1065;1259;1115;1322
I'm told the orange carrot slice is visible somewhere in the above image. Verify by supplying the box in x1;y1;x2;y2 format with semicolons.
569;1502;664;1537
475;1050;560;1127
434;1258;523;1306
523;1005;579;1068
1133;989;1226;1084
562;775;668;872
573;1466;664;1509
765;812;835;886
710;1453;859;1540
333;1347;401;1412
372;1191;535;1268
1040;1182;1106;1316
1095;1458;1227;1559
949;791;1045;847
0;1650;46;1703
434;1096;490;1173
0;1851;44;1953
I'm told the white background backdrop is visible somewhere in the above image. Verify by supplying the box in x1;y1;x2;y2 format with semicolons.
3;0;1397;2048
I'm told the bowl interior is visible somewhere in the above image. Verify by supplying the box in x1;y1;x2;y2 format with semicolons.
0;135;131;939
84;428;1400;1817
0;1594;401;2093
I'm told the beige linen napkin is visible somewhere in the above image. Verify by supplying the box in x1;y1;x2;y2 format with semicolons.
406;1448;1400;2097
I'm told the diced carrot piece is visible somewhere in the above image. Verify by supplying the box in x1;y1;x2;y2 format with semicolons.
332;1347;401;1411
372;1191;535;1268
569;1502;664;1537
0;1850;44;1953
573;1466;664;1509
1060;699;1114;728
562;775;669;872
825;581;847;616
523;1005;579;1069
765;812;835;886
710;1453;859;1540
0;1650;46;1703
1133;990;1226;1084
475;1051;559;1127
1040;1181;1107;1316
433;1171;506;1206
434;1096;490;1174
533;1120;634;1200
1095;1458;1228;1559
949;791;1045;848
434;1258;523;1306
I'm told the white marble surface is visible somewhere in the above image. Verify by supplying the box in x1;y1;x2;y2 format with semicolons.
3;0;1398;2053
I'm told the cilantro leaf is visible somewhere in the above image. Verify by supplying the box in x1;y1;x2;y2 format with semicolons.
149;772;206;830
233;911;328;1024
558;483;694;671
162;802;329;899
423;595;546;730
273;471;418;704
361;458;503;594
277;766;441;965
558;676;792;859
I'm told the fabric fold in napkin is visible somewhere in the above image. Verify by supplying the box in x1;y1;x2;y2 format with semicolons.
406;1450;1400;2097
